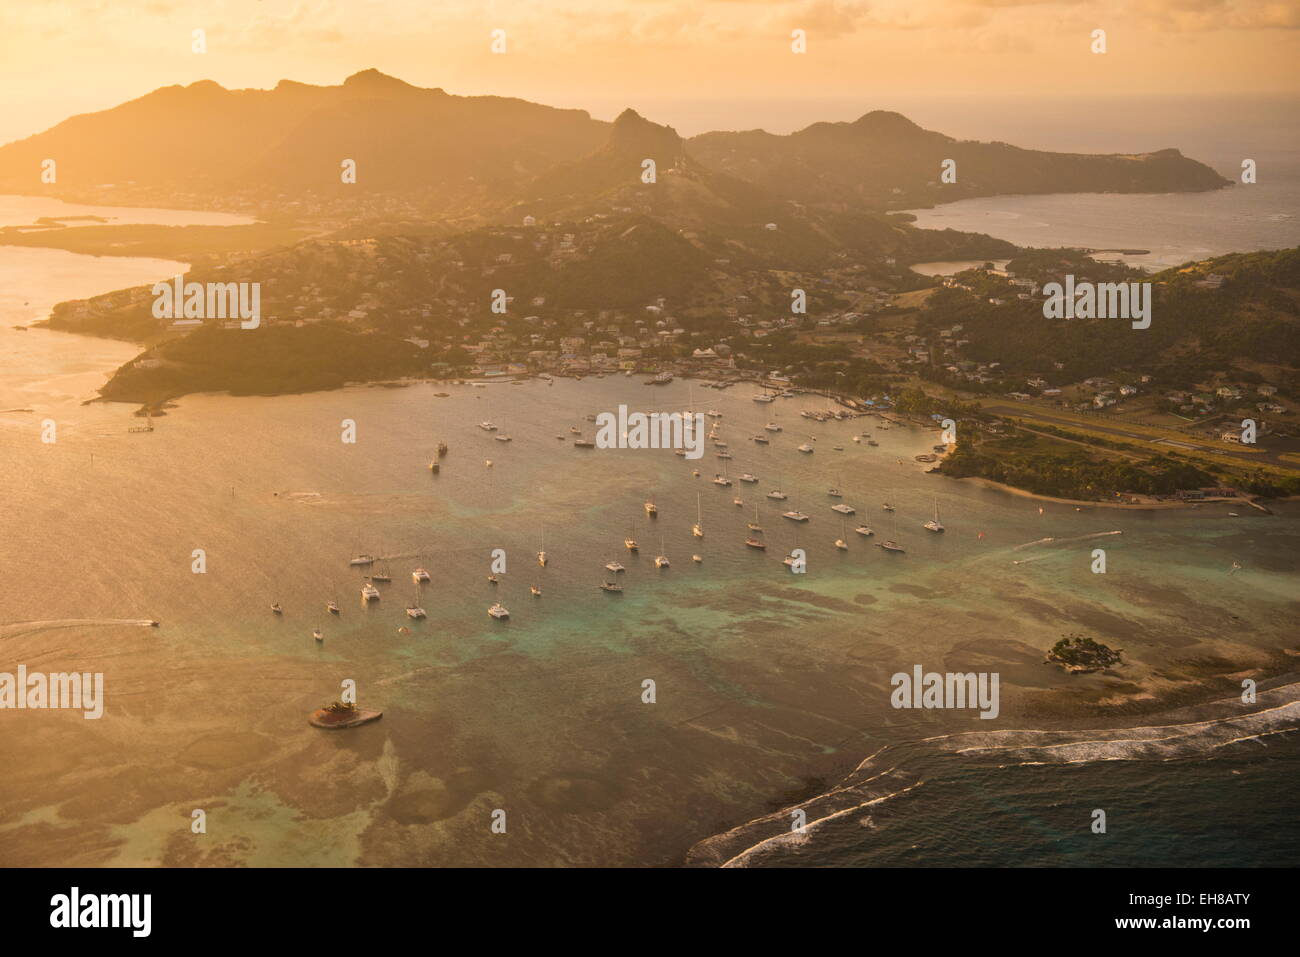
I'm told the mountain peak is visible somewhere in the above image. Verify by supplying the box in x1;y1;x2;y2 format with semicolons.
609;108;683;160
343;69;418;92
852;110;925;136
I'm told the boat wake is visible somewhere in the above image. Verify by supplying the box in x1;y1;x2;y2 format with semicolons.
0;618;157;641
686;681;1300;867
1013;530;1121;553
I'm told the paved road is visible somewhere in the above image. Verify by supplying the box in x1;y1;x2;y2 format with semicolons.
982;405;1300;470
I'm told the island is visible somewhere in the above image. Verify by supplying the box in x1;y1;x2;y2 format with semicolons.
308;700;383;730
1047;635;1125;674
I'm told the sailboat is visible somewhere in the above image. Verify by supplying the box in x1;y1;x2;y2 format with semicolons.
406;585;427;619
371;551;392;583
487;602;510;619
747;502;763;532
923;498;945;533
361;580;381;601
782;493;810;522
645;498;657;517
876;512;905;552
313;627;323;642
530;584;542;597
783;528;802;568
655;535;670;569
349;533;375;566
835;519;849;550
537;527;547;567
270;602;283;615
625;520;639;551
605;560;626;573
692;494;704;538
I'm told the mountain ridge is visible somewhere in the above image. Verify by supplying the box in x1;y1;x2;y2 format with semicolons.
0;70;1230;215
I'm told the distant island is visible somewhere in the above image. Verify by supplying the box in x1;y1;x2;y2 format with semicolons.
0;69;1229;218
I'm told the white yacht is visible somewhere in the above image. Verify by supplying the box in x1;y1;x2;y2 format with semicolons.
712;474;732;487
923;499;945;533
270;602;282;615
361;582;381;601
406;601;427;620
326;599;340;615
494;434;512;442
831;503;856;515
767;489;787;500
752;434;770;444
753;394;775;403
412;567;431;584
479;421;498;431
764;423;782;432
855;525;874;537
600;581;624;593
487;602;510;619
605;560;626;573
797;443;814;454
349;554;375;567
739;473;757;483
313;628;324;642
782;510;810;522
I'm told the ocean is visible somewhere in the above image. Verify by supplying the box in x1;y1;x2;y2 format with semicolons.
0;188;1297;867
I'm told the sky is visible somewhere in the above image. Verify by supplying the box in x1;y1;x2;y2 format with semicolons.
1;0;1298;146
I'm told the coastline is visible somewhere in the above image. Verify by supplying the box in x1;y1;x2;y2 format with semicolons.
953;474;1267;511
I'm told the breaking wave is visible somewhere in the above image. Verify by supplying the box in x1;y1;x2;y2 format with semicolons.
686;681;1300;867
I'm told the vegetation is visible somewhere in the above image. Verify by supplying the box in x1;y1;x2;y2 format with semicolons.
940;430;1215;499
100;322;428;402
1048;634;1124;673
